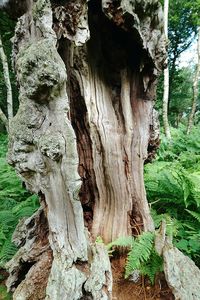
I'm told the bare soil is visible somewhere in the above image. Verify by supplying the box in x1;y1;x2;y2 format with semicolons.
112;256;175;300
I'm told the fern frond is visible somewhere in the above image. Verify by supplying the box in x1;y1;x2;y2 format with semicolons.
0;198;18;210
0;233;18;267
140;249;163;284
0;211;17;227
12;195;39;218
125;232;154;278
185;210;200;223
186;172;200;207
107;236;133;250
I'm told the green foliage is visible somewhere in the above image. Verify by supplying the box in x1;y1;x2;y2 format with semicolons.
107;236;133;250
0;134;39;267
0;271;12;300
139;249;163;285
0;11;18;124
156;0;200;127
0;285;12;300
185;210;200;223
108;232;163;284
156;66;195;127
168;0;197;61
145;124;200;266
125;232;155;278
95;236;104;244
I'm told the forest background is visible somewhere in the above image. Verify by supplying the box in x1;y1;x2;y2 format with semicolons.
0;0;200;298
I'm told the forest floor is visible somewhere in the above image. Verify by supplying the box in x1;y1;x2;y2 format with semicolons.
0;262;174;300
0;269;11;300
112;257;174;300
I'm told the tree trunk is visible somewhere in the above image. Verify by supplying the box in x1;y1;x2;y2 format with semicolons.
0;33;13;125
6;0;166;299
0;107;8;131
162;0;171;139
187;27;200;135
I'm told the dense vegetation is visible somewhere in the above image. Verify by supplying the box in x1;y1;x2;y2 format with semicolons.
145;125;200;266
0;0;199;297
0;135;39;268
0;11;18;121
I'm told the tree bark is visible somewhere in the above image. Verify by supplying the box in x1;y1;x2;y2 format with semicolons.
0;33;13;125
187;27;200;135
6;0;166;299
162;0;171;139
0;107;8;131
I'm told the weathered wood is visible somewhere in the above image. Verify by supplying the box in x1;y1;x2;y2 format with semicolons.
6;208;52;299
0;107;8;131
63;0;166;242
155;221;200;300
7;0;166;299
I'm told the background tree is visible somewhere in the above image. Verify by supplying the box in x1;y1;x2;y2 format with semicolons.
158;0;199;132
187;27;200;134
0;11;17;131
162;0;171;138
168;0;197;106
0;33;13;126
157;66;194;127
169;67;193;127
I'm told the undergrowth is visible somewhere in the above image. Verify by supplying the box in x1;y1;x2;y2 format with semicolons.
0;272;12;300
107;232;163;284
144;124;200;266
0;135;39;267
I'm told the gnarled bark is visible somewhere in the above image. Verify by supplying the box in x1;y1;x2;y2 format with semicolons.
6;0;166;299
155;221;200;300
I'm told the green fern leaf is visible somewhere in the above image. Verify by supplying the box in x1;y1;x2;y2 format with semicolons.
140;249;163;284
107;236;133;250
185;210;200;223
0;233;18;267
125;232;154;278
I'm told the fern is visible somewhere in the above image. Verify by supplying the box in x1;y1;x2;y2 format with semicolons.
0;233;18;267
108;232;162;284
145;124;200;267
0;211;16;226
185;210;200;223
12;195;39;218
125;232;154;278
0;134;40;267
140;249;163;284
107;236;133;250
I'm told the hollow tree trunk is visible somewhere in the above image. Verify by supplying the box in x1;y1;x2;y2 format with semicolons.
6;0;166;299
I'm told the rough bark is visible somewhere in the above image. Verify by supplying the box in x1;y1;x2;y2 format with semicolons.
187;27;200;135
162;0;171;139
0;33;13;124
0;107;8;131
6;0;166;299
155;221;200;300
6;208;52;299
